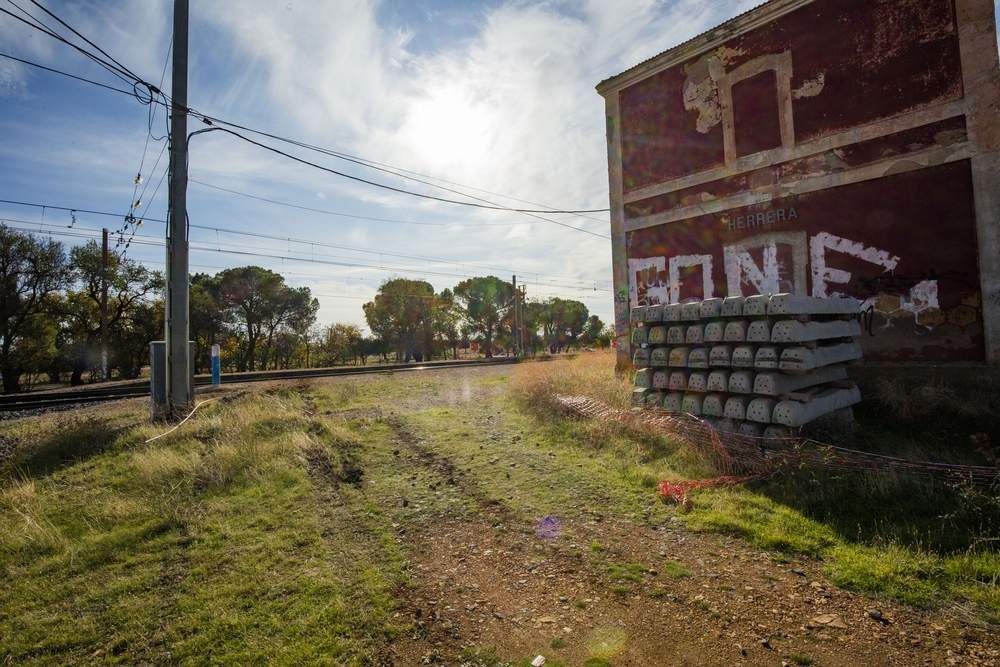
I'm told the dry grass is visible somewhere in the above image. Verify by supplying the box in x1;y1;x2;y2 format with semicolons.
874;376;1000;421
507;351;632;416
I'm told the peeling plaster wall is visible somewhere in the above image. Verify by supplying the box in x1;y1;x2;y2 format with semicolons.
600;0;1000;367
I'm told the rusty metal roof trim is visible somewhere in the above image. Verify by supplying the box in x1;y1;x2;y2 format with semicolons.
595;0;817;97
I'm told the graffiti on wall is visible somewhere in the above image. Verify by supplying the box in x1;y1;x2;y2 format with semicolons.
624;161;984;362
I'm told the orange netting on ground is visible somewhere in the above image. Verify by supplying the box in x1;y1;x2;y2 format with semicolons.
555;395;1000;505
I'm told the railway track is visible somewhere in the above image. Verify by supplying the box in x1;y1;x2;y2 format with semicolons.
0;357;520;413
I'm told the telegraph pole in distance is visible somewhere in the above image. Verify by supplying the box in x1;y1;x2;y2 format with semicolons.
512;275;520;356
165;0;191;418
101;228;109;381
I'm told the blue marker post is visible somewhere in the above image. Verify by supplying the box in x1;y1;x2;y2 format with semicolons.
211;344;221;387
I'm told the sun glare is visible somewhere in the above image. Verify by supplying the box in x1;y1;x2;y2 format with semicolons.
403;86;492;169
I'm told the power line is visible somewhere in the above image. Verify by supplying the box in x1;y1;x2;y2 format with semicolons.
0;198;612;287
190;126;611;239
0;220;614;294
0;52;135;95
4;2;611;236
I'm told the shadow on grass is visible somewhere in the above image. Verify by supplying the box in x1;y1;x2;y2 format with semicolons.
0;416;136;482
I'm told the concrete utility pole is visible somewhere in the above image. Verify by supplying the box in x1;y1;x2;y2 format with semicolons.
512;275;519;356
165;0;191;417
101;228;109;382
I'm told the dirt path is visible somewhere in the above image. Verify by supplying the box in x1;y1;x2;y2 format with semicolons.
344;368;1000;667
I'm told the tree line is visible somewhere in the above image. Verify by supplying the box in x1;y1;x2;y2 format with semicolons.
0;224;609;393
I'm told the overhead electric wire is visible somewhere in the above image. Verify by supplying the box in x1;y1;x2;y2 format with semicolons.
0;52;135;95
0;198;611;288
0;219;613;294
193;113;610;216
187;178;528;228
5;1;611;238
190;126;610;239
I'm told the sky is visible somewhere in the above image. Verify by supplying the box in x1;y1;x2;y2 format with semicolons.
0;0;819;333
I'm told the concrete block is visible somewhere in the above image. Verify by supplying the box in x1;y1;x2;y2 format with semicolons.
722;296;745;317
700;297;724;318
738;421;765;437
667;325;688;344
632;388;648;407
746;397;778;423
634;368;654;388
662;392;684;413
715;418;741;433
743;295;770;316
646;391;665;408
709;345;734;367
687;370;709;392
707;369;732;392
728;370;757;393
724;395;753;420
763;425;791;440
771;385;862;427
724;320;750;342
731;345;758;368
685;324;705;344
633;348;651;367
754;346;781;370
767;293;861;316
688;347;710;369
681;393;704;415
645;303;665;322
746;320;774;342
630;305;648;323
668;370;691;390
703;393;728;417
650;347;670;366
631;327;648;345
648;325;668;344
770;319;861;343
652;370;669;389
668;347;690;367
779;342;864;372
704;321;727;342
664;304;683;322
681;302;702;321
752;364;848;395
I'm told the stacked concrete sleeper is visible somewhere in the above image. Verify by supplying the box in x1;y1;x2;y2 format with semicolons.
630;294;863;438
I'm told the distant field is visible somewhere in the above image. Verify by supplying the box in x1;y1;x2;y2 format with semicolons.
1;355;997;665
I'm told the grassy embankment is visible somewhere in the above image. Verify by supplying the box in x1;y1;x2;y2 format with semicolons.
511;352;1000;622
1;353;998;665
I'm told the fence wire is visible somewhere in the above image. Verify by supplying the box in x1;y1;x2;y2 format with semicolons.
556;395;1000;504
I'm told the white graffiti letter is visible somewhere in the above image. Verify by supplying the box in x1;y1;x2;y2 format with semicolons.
810;232;900;297
668;254;714;303
723;231;808;297
627;257;667;308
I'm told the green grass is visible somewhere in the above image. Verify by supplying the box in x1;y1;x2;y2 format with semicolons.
789;653;814;665
607;561;647;582
508;352;1000;623
550;636;566;649
0;394;409;665
660;560;690;578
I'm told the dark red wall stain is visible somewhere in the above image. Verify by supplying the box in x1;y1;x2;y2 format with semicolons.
617;0;962;192
619;68;725;192
732;70;783;157
623;116;967;220
626;160;983;362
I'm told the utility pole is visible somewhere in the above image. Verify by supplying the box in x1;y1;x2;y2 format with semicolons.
512;275;520;357
101;228;108;381
165;0;191;418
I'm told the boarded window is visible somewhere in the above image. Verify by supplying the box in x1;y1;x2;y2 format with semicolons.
732;70;782;157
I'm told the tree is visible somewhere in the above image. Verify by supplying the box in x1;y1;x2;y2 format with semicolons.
363;278;437;362
580;315;609;347
190;273;227;374
0;225;68;392
217;266;317;372
58;241;162;385
454;276;513;359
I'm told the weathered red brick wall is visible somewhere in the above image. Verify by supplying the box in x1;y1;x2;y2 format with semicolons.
618;0;962;192
626;161;984;362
